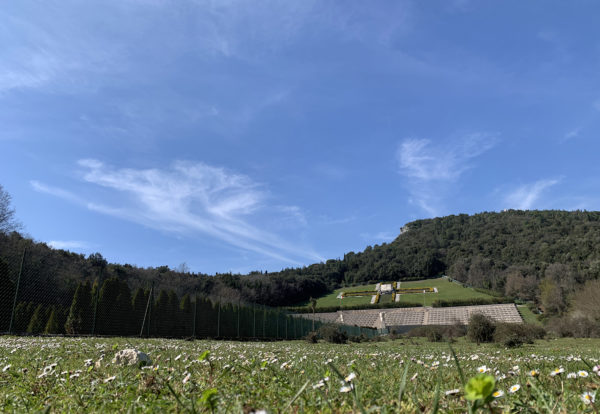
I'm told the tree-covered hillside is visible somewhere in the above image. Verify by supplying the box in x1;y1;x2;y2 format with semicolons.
3;209;600;315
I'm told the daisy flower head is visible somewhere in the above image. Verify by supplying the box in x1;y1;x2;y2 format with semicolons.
344;372;356;382
340;384;353;393
581;391;596;405
477;365;489;373
529;370;539;377
550;367;564;377
492;390;504;398
578;370;589;378
445;388;460;396
509;384;521;394
567;372;577;379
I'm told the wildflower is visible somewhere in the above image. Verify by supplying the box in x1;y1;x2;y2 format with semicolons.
104;375;116;383
592;365;600;374
2;365;10;372
509;384;521;394
477;365;489;373
550;368;564;377
529;370;539;377
492;390;504;398
567;372;577;379
578;370;589;378
344;372;356;382
445;388;460;396
410;373;418;381
313;381;325;389
581;391;596;405
340;384;353;393
182;373;191;384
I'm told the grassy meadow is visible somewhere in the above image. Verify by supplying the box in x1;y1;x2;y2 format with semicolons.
1;335;599;412
308;278;495;309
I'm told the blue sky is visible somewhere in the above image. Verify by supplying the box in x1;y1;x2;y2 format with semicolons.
2;1;600;274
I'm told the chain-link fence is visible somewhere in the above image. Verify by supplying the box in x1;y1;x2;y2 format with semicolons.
1;245;378;340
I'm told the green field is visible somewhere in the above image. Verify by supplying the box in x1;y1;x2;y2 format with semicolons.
517;305;542;325
306;278;496;309
1;336;599;412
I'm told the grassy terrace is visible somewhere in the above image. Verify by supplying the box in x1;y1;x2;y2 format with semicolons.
304;277;496;309
1;336;599;412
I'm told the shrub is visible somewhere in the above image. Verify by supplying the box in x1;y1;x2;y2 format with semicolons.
305;331;319;343
349;333;369;343
548;316;600;338
318;325;348;344
493;323;536;348
467;314;496;344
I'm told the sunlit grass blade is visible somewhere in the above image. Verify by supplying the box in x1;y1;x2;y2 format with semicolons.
398;362;410;404
286;380;310;410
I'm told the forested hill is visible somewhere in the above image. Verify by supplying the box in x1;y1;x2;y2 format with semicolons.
2;210;600;309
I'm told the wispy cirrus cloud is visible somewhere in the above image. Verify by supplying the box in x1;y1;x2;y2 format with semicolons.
397;133;498;216
32;160;321;264
504;178;560;210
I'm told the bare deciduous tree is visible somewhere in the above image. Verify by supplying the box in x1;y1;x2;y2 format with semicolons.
0;184;21;234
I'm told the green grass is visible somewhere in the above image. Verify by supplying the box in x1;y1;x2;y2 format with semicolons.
306;278;496;309
517;305;542;325
1;336;599;412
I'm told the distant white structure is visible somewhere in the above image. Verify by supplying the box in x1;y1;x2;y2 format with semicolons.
378;283;393;294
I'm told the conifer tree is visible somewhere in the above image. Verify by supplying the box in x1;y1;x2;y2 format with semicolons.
0;258;14;331
65;282;92;334
27;304;49;334
13;301;34;333
44;306;62;334
132;287;149;335
179;294;192;337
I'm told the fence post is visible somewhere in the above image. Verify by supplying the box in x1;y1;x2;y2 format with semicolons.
237;299;240;338
140;283;153;337
8;247;26;334
217;299;221;338
262;306;266;338
192;294;197;338
91;267;103;336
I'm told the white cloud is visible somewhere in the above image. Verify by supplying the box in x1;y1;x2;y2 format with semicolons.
504;179;560;210
33;160;321;264
48;240;90;250
397;133;497;215
563;128;580;141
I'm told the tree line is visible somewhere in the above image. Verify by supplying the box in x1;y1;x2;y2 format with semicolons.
2;274;320;339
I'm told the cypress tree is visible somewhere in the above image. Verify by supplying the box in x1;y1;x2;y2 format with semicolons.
179;294;192;337
132;287;149;335
154;290;170;336
13;301;33;333
0;258;14;332
65;282;92;334
44;306;62;334
27;304;49;334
